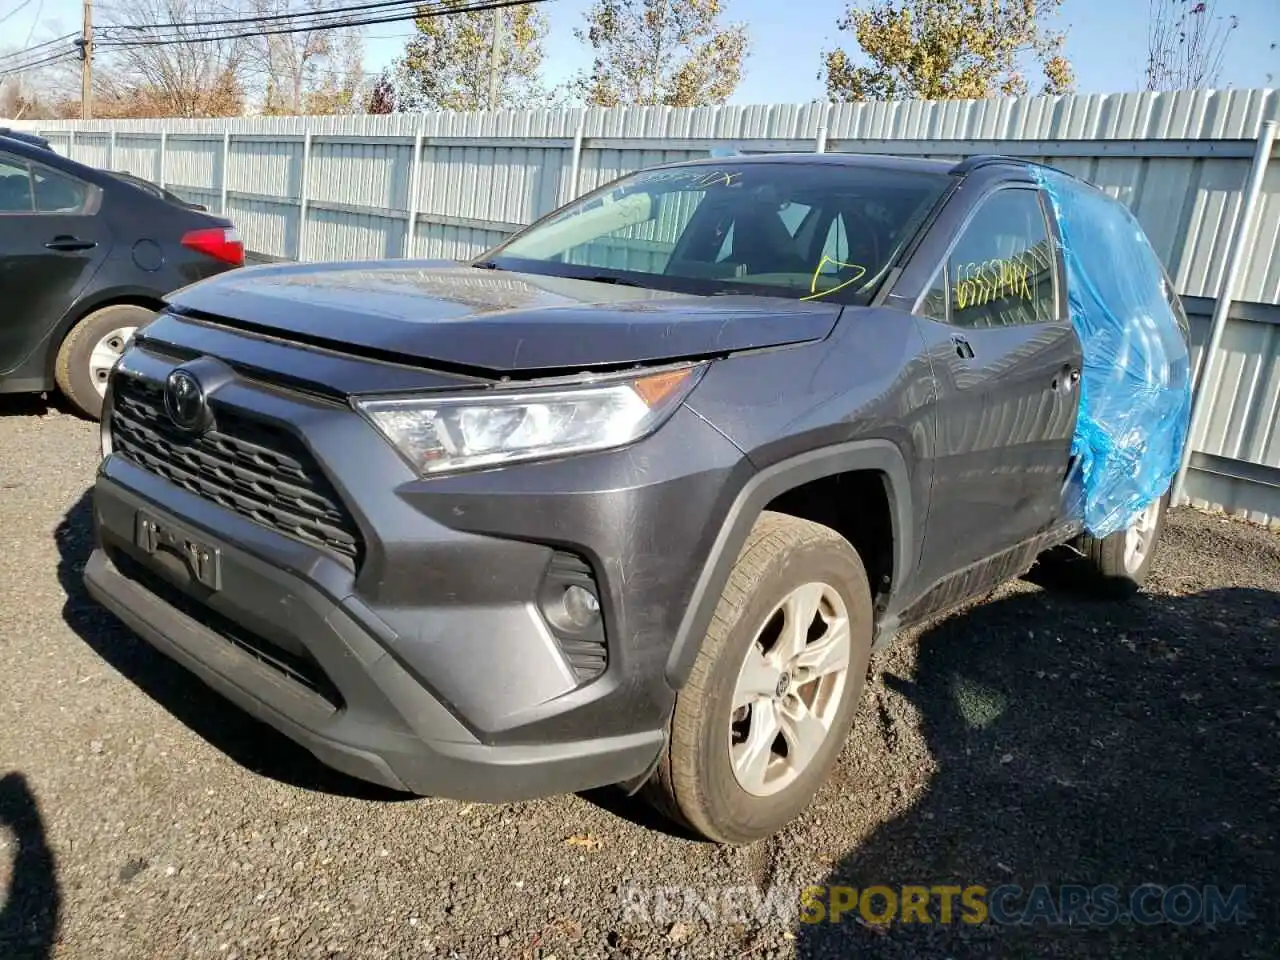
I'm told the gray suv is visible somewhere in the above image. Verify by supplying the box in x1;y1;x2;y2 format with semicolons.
84;154;1185;843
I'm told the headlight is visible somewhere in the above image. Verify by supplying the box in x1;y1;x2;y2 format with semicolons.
354;364;705;476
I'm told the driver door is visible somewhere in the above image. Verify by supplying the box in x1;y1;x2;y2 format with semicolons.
906;185;1082;595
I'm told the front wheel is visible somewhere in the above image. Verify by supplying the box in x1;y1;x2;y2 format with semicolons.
644;512;874;844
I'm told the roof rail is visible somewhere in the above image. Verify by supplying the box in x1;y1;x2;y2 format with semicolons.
948;154;1028;174
950;153;1084;181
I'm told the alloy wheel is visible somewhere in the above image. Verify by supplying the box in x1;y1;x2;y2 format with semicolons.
728;581;852;798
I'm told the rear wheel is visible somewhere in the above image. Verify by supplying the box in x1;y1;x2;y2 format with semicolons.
1073;493;1170;597
54;304;154;420
644;512;873;844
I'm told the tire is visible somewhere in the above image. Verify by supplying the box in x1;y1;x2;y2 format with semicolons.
644;511;874;844
1073;492;1170;598
54;304;154;420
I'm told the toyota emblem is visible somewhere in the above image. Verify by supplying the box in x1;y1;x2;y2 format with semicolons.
164;369;209;433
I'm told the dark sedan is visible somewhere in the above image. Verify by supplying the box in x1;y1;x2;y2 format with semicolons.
0;134;244;418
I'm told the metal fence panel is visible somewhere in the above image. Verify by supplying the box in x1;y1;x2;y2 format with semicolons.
112;134;162;182
70;132;112;170
228;137;301;198
309;138;413;211
165;136;221;194
308;206;407;262
227;195;299;260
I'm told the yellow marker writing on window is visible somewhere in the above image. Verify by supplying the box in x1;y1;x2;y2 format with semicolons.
801;257;867;301
691;170;742;189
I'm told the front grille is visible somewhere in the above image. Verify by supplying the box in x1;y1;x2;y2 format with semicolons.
110;375;362;563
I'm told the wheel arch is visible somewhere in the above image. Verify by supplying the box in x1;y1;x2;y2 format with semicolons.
664;439;915;689
44;288;168;382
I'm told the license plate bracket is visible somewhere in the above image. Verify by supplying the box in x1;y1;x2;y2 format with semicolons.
135;511;222;591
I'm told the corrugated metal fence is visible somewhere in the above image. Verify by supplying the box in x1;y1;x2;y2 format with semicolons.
17;90;1280;526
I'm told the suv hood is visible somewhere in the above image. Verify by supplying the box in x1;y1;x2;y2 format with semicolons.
166;260;842;373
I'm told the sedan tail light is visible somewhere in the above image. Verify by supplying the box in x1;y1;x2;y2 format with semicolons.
181;226;244;266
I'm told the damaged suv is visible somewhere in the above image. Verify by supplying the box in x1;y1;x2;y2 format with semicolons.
85;154;1191;843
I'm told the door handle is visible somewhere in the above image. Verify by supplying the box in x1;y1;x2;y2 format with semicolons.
44;236;97;252
951;335;975;360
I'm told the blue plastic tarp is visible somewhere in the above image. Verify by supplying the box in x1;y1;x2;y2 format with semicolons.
1030;165;1193;539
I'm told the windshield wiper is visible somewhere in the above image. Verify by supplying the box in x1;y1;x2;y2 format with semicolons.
579;274;645;287
471;260;502;270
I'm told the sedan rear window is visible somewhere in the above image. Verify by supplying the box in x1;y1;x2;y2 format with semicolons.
0;158;32;212
34;167;90;214
485;162;949;303
0;156;94;215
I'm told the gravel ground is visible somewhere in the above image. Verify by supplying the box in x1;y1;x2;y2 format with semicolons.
1;397;1277;960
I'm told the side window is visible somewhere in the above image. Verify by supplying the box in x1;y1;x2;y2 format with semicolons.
33;166;90;214
944;189;1056;329
919;266;948;322
0;157;33;213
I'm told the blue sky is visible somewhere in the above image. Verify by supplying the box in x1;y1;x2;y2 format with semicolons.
6;0;1279;103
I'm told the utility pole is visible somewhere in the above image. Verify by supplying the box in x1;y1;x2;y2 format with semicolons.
486;6;503;110
79;0;93;120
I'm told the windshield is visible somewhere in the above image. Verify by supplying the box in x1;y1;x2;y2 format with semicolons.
482;161;949;303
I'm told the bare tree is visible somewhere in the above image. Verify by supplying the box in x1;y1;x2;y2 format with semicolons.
99;0;249;117
1146;0;1238;91
247;0;367;115
0;78;56;120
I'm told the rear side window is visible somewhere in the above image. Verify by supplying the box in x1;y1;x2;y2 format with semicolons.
0;157;32;212
33;166;90;213
931;188;1058;329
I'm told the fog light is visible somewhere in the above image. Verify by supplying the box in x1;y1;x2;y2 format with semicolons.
562;585;600;629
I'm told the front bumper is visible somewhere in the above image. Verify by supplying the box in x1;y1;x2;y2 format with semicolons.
85;486;661;799
85;327;749;800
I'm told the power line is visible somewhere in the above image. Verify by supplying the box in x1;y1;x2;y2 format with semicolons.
96;0;549;44
23;0;47;47
110;0;427;32
0;0;553;84
0;49;77;78
99;0;541;46
0;34;79;74
0;0;37;27
0;31;79;66
96;5;422;45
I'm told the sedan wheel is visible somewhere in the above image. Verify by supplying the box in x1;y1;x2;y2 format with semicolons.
54;304;156;420
88;326;138;398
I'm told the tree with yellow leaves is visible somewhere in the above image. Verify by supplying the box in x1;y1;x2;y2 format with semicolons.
823;0;1075;102
575;0;749;107
396;0;550;111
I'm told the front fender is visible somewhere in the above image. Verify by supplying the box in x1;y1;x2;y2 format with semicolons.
663;438;915;689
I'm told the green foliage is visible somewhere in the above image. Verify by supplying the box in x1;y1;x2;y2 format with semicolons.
823;0;1075;102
